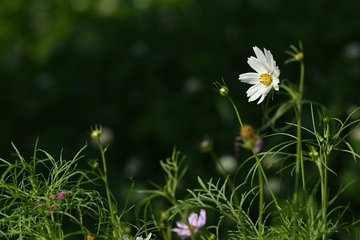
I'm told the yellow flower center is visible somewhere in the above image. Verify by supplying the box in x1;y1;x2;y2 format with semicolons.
260;73;272;86
189;224;196;233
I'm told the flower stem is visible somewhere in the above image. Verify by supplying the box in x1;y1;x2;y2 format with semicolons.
293;60;305;200
317;154;328;240
256;157;264;234
253;152;292;237
292;58;305;239
97;139;118;238
299;60;306;192
228;96;243;129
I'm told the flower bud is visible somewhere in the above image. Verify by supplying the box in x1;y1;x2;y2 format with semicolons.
294;52;304;61
219;86;229;96
200;137;213;153
213;79;229;97
91;130;101;139
161;210;170;221
308;145;319;160
284;42;304;64
87;234;97;240
54;190;67;200
240;124;256;141
235;124;263;154
88;159;99;169
123;225;132;235
90;125;102;139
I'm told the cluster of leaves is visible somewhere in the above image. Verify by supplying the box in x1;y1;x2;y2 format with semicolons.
0;141;107;239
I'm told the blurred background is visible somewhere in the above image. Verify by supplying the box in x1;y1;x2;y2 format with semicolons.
1;0;360;238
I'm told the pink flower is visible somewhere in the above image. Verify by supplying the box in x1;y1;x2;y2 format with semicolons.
34;190;67;216
50;206;59;211
54;190;67;200
172;209;206;239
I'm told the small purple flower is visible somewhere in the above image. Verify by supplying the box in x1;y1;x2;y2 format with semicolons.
50;206;59;211
234;136;242;157
172;209;206;239
34;190;67;216
234;136;263;156
253;138;264;154
54;190;67;200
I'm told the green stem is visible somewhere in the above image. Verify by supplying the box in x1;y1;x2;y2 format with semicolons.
253;154;283;235
293;60;305;203
254;153;293;236
228;95;243;129
292;59;305;239
257;159;264;234
97;139;117;238
299;60;306;192
44;216;53;238
319;153;328;240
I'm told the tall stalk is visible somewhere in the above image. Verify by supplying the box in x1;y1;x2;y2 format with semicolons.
317;154;328;240
293;59;305;204
285;43;305;239
97;140;117;235
91;126;118;238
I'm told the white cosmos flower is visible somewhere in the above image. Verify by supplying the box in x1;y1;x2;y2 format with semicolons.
239;46;280;104
135;233;152;240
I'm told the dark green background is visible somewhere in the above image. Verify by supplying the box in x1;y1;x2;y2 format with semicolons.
1;0;360;238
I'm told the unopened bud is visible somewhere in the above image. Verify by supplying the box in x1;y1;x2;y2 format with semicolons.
213;79;229;97
87;234;97;240
161;210;170;221
91;129;102;139
200;138;213;153
123;225;132;234
88;159;99;169
219;86;229;96
240;125;256;141
294;52;304;61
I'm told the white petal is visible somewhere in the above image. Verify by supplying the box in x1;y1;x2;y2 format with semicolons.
272;77;280;90
264;49;274;66
273;65;280;77
247;84;265;102
247;57;267;73
257;94;266;104
249;90;263;102
246;83;262;97
253;46;267;66
263;86;272;96
264;49;280;77
239;72;260;84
